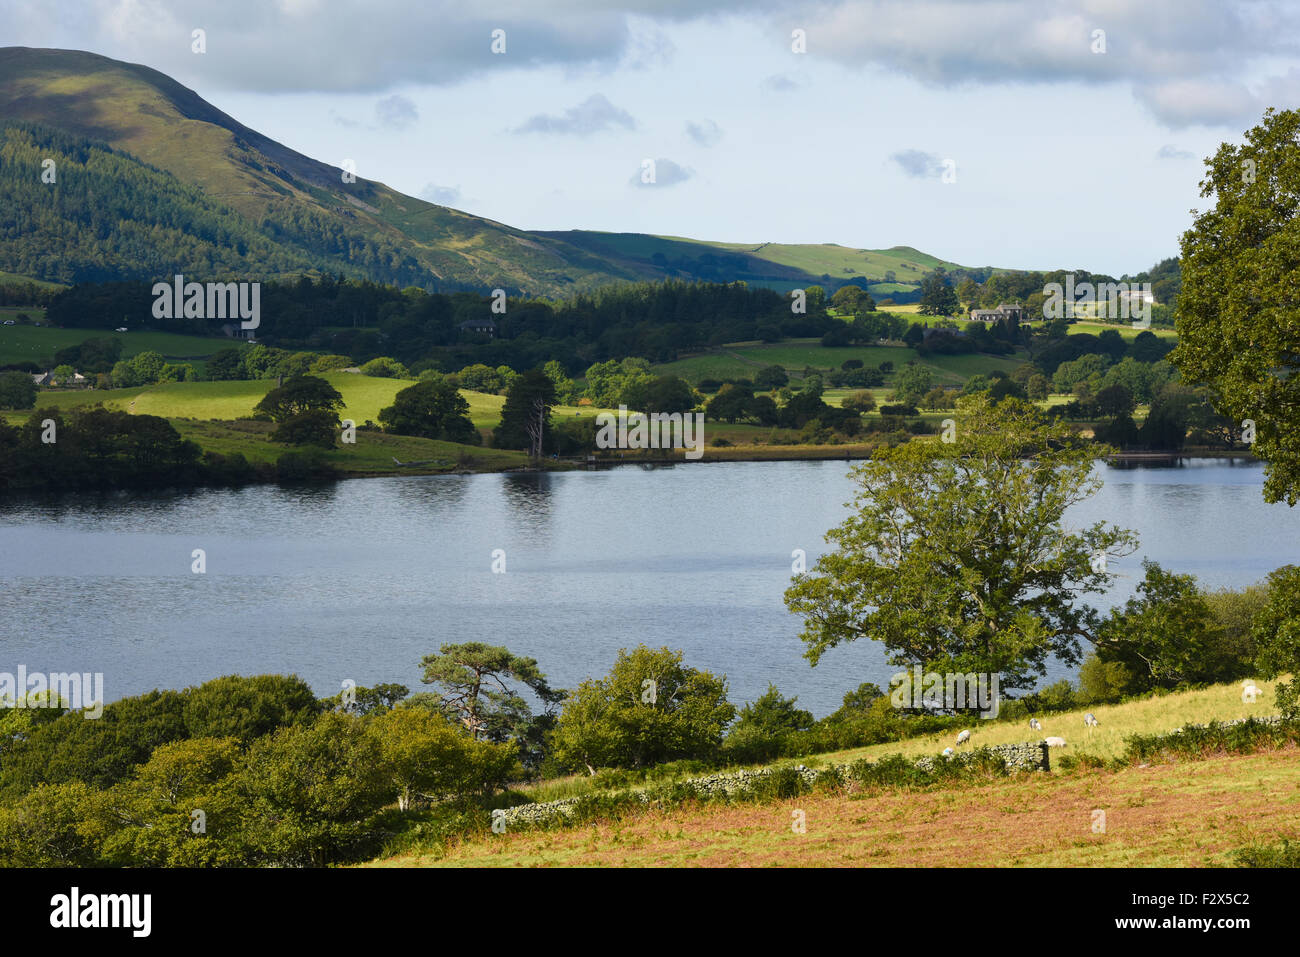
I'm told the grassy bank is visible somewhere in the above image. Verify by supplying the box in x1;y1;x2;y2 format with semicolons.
367;678;1294;867
380;748;1298;867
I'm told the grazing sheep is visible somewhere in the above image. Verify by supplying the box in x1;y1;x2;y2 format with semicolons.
1242;681;1262;703
1029;717;1042;732
1084;712;1099;730
1045;736;1067;747
955;729;971;746
942;747;955;756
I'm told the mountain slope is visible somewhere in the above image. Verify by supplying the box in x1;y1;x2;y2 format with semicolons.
538;230;986;297
0;47;991;299
0;47;656;295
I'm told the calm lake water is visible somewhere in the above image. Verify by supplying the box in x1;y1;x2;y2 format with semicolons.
1;458;1296;718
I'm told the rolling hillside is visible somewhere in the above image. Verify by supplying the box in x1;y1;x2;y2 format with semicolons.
539;230;988;295
0;47;655;296
0;47;999;301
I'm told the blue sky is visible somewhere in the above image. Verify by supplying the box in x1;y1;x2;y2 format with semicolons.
7;0;1300;275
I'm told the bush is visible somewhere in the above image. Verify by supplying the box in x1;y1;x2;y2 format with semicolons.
275;449;339;483
0;371;38;409
1078;653;1138;704
183;675;320;744
271;409;339;447
1232;840;1300;867
359;356;410;378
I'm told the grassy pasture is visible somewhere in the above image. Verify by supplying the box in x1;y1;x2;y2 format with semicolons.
375;677;1295;868
173;419;530;473
0;323;237;370
387;749;1299;868
656;339;1027;389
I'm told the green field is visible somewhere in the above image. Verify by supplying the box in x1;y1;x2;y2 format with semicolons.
656;339;1026;389
0;323;240;371
1064;320;1178;340
4;374;494;428
173;418;530;474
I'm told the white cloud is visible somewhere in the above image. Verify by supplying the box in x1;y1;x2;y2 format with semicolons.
685;118;722;147
375;94;418;130
514;93;637;135
890;149;945;178
630;157;694;187
419;183;463;205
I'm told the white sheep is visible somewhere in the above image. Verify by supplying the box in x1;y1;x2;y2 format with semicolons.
955;729;971;746
1084;712;1099;730
1242;681;1262;704
942;747;954;756
1029;717;1042;732
1045;736;1067;748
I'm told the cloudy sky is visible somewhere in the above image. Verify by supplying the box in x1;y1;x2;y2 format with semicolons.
8;0;1300;275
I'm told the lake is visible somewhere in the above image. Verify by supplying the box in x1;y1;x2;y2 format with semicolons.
1;457;1296;718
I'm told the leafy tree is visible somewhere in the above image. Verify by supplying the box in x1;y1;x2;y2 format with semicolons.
988;376;1027;404
98;737;248;867
0;782;106;866
1;690;189;794
541;359;576;403
417;642;562;741
754;365;789;390
841;390;877;413
128;350;166;385
728;684;813;738
270;408;340;448
321;682;410;716
919;267;960;316
1077;652;1139;704
551;645;736;771
253;375;344;422
205;348;245;381
358;356;409;378
378;378;478;443
0;370;37;409
1093;561;1221;691
1173;107;1300;503
921;387;954;410
370;708;517;810
621;374;696;414
493;369;556;457
831;286;865;314
705;383;757;423
237;712;392;867
582;357;654;407
890;364;933;404
182;674;321;744
1252;564;1300;716
785;396;1137;692
1093;384;1136;417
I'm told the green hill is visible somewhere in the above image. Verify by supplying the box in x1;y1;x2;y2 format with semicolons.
538;231;987;294
0;47;656;296
0;47;1000;301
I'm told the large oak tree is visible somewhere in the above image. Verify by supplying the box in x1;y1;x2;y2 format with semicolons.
784;396;1137;693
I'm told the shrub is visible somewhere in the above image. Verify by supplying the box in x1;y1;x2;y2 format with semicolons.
275;449;339;483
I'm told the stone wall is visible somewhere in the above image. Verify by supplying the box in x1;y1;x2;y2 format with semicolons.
498;740;1050;830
